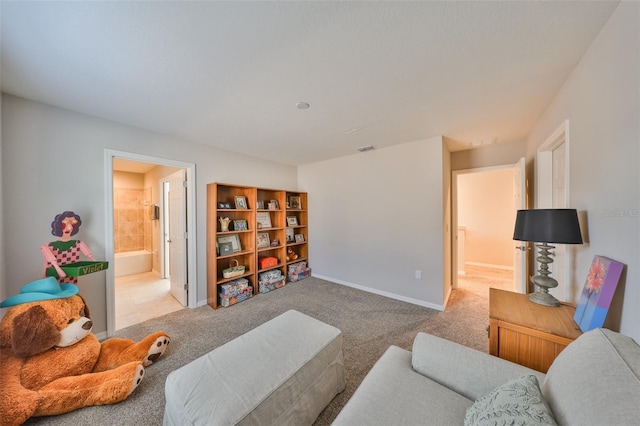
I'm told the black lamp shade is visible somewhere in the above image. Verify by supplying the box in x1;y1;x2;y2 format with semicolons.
513;209;583;244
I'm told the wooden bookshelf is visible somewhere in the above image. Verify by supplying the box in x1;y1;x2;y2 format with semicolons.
207;183;308;309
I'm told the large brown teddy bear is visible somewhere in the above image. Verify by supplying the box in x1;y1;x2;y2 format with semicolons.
0;278;171;425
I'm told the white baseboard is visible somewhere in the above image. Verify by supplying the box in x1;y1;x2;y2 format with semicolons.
313;273;444;312
465;262;513;271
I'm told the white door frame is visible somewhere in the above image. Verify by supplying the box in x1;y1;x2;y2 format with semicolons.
537;120;570;208
536;119;572;301
104;149;197;337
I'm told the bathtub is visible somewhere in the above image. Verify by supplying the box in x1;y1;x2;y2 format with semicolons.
115;250;152;277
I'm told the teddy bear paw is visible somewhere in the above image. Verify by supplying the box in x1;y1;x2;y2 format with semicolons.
127;364;145;396
143;334;171;366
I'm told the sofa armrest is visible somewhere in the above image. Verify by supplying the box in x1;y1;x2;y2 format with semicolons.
411;332;545;401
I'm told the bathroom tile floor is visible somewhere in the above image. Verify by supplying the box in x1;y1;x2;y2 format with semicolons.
115;271;184;330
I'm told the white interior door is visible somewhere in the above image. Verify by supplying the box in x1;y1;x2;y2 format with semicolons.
168;170;187;306
513;157;527;293
163;181;170;278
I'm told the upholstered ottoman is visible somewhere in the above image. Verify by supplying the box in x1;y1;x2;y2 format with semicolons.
163;310;345;425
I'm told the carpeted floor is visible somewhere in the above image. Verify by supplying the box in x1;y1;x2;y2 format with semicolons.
26;270;510;425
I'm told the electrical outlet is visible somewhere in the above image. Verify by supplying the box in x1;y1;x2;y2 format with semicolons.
415;270;422;280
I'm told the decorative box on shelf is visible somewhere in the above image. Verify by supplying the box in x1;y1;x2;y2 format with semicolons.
259;257;278;269
287;261;311;282
219;285;253;307
259;269;285;293
220;278;250;296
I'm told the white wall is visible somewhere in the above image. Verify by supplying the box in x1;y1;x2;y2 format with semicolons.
458;168;514;268
451;140;526;171
113;170;145;189
1;94;298;334
298;137;446;310
527;1;639;341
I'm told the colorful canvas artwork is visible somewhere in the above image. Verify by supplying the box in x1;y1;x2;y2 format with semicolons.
574;256;624;332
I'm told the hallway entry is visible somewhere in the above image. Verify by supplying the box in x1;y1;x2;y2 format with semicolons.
452;158;526;294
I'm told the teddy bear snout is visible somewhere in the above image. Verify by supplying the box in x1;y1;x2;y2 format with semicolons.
58;316;93;347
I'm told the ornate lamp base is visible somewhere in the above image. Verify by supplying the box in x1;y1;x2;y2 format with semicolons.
528;287;560;307
528;242;561;307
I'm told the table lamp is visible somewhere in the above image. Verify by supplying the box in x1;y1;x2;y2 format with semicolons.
513;209;583;306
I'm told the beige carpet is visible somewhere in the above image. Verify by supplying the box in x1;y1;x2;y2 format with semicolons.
25;269;508;425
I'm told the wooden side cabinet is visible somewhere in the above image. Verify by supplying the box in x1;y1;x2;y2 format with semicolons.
489;288;582;373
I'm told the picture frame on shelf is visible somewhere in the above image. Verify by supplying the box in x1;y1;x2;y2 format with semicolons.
218;242;233;256
286;216;298;226
217;202;227;209
290;196;301;209
286;228;294;242
257;200;265;209
223;202;232;209
233;219;248;231
234;195;248;209
269;199;279;209
217;234;241;253
256;212;272;229
257;232;271;249
294;234;305;243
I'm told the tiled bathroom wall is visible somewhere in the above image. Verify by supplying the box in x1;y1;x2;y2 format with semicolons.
114;187;151;253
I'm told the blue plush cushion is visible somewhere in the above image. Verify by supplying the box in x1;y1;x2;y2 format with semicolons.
464;375;557;426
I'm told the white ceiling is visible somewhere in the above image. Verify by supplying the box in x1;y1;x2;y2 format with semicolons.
1;1;619;166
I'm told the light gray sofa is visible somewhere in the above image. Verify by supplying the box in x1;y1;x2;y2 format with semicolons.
333;328;640;425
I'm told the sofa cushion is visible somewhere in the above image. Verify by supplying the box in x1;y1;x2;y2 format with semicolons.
464;375;557;426
542;328;640;425
412;332;545;401
333;346;473;425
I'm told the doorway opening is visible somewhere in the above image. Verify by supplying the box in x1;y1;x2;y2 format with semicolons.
105;150;197;336
451;158;526;301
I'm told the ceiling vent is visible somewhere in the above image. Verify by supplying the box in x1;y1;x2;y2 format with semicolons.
355;145;375;152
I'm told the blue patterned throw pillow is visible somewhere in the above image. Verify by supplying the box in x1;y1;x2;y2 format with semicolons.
464;375;557;426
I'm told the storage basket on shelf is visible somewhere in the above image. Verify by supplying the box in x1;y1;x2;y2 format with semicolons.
222;259;245;279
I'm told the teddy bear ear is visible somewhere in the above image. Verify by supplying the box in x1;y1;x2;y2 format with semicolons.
12;305;61;358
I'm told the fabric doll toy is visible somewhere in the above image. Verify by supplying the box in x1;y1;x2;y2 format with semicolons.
40;211;95;284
